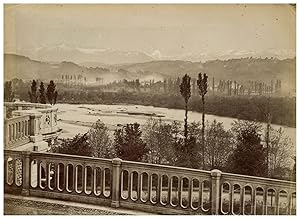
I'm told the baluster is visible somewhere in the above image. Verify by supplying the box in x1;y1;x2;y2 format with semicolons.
90;166;94;195
36;160;40;189
17;122;20;140
228;184;232;215
84;165;87;193
189;179;193;209
159;175;168;205
136;171;141;201
19;122;21;139
12;124;14;141
178;176;182;207
53;162;57;190
25;121;28;136
19;122;22;139
130;171;135;200
93;167;100;196
187;178;191;209
157;174;161;204
16;122;19;140
251;188;256;215
22;121;25;138
15;123;18;140
72;164;76;193
6;157;14;186
263;188;267;215
47;161;52;190
128;171;132;200
8;124;11;142
18;122;20;139
12;124;15;141
75;165;80;193
241;187;245;215
231;185;235;214
275;190;280;215
140;173;144;202
147;172;151;202
40;162;47;189
169;176;173;206
84;165;92;195
63;163;67;192
168;176;172;206
66;163;74;193
57;163;63;192
149;173;154;204
287;192;292;215
20;121;23;139
15;123;17;141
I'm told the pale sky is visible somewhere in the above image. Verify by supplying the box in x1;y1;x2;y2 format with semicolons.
4;4;296;60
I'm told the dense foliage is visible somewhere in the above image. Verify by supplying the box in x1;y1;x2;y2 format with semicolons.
114;123;148;161
4;81;14;102
52;133;92;156
227;121;267;177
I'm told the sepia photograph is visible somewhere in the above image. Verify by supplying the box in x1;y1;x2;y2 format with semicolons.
3;2;296;215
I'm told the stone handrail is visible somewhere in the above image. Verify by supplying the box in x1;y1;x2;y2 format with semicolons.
4;102;53;110
4;150;296;215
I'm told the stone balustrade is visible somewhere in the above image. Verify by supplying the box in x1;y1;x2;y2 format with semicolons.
4;115;31;148
4;102;60;149
4;150;296;215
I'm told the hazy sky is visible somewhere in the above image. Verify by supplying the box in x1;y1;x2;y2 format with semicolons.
4;4;296;60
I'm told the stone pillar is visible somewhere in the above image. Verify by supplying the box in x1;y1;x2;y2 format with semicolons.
211;169;222;215
111;158;122;208
21;151;31;196
29;113;43;143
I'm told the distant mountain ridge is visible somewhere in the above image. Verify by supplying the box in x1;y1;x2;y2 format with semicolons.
4;53;295;93
14;44;295;64
17;44;154;65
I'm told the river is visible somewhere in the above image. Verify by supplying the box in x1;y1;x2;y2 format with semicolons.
56;103;295;148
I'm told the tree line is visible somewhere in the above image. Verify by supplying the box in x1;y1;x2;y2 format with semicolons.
4;79;58;105
7;78;295;127
59;75;282;97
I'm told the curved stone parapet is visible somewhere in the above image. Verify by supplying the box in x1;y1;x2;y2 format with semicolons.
4;102;60;150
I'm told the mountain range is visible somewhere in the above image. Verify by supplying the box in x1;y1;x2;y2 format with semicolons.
4;53;296;93
13;44;295;65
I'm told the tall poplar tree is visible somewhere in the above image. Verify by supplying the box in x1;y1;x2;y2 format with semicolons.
197;73;208;169
179;74;191;146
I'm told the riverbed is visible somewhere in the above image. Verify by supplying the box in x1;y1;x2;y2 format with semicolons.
56;103;295;148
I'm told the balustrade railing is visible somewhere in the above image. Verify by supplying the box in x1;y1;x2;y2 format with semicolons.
4;115;31;148
4;150;296;215
4;102;60;149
